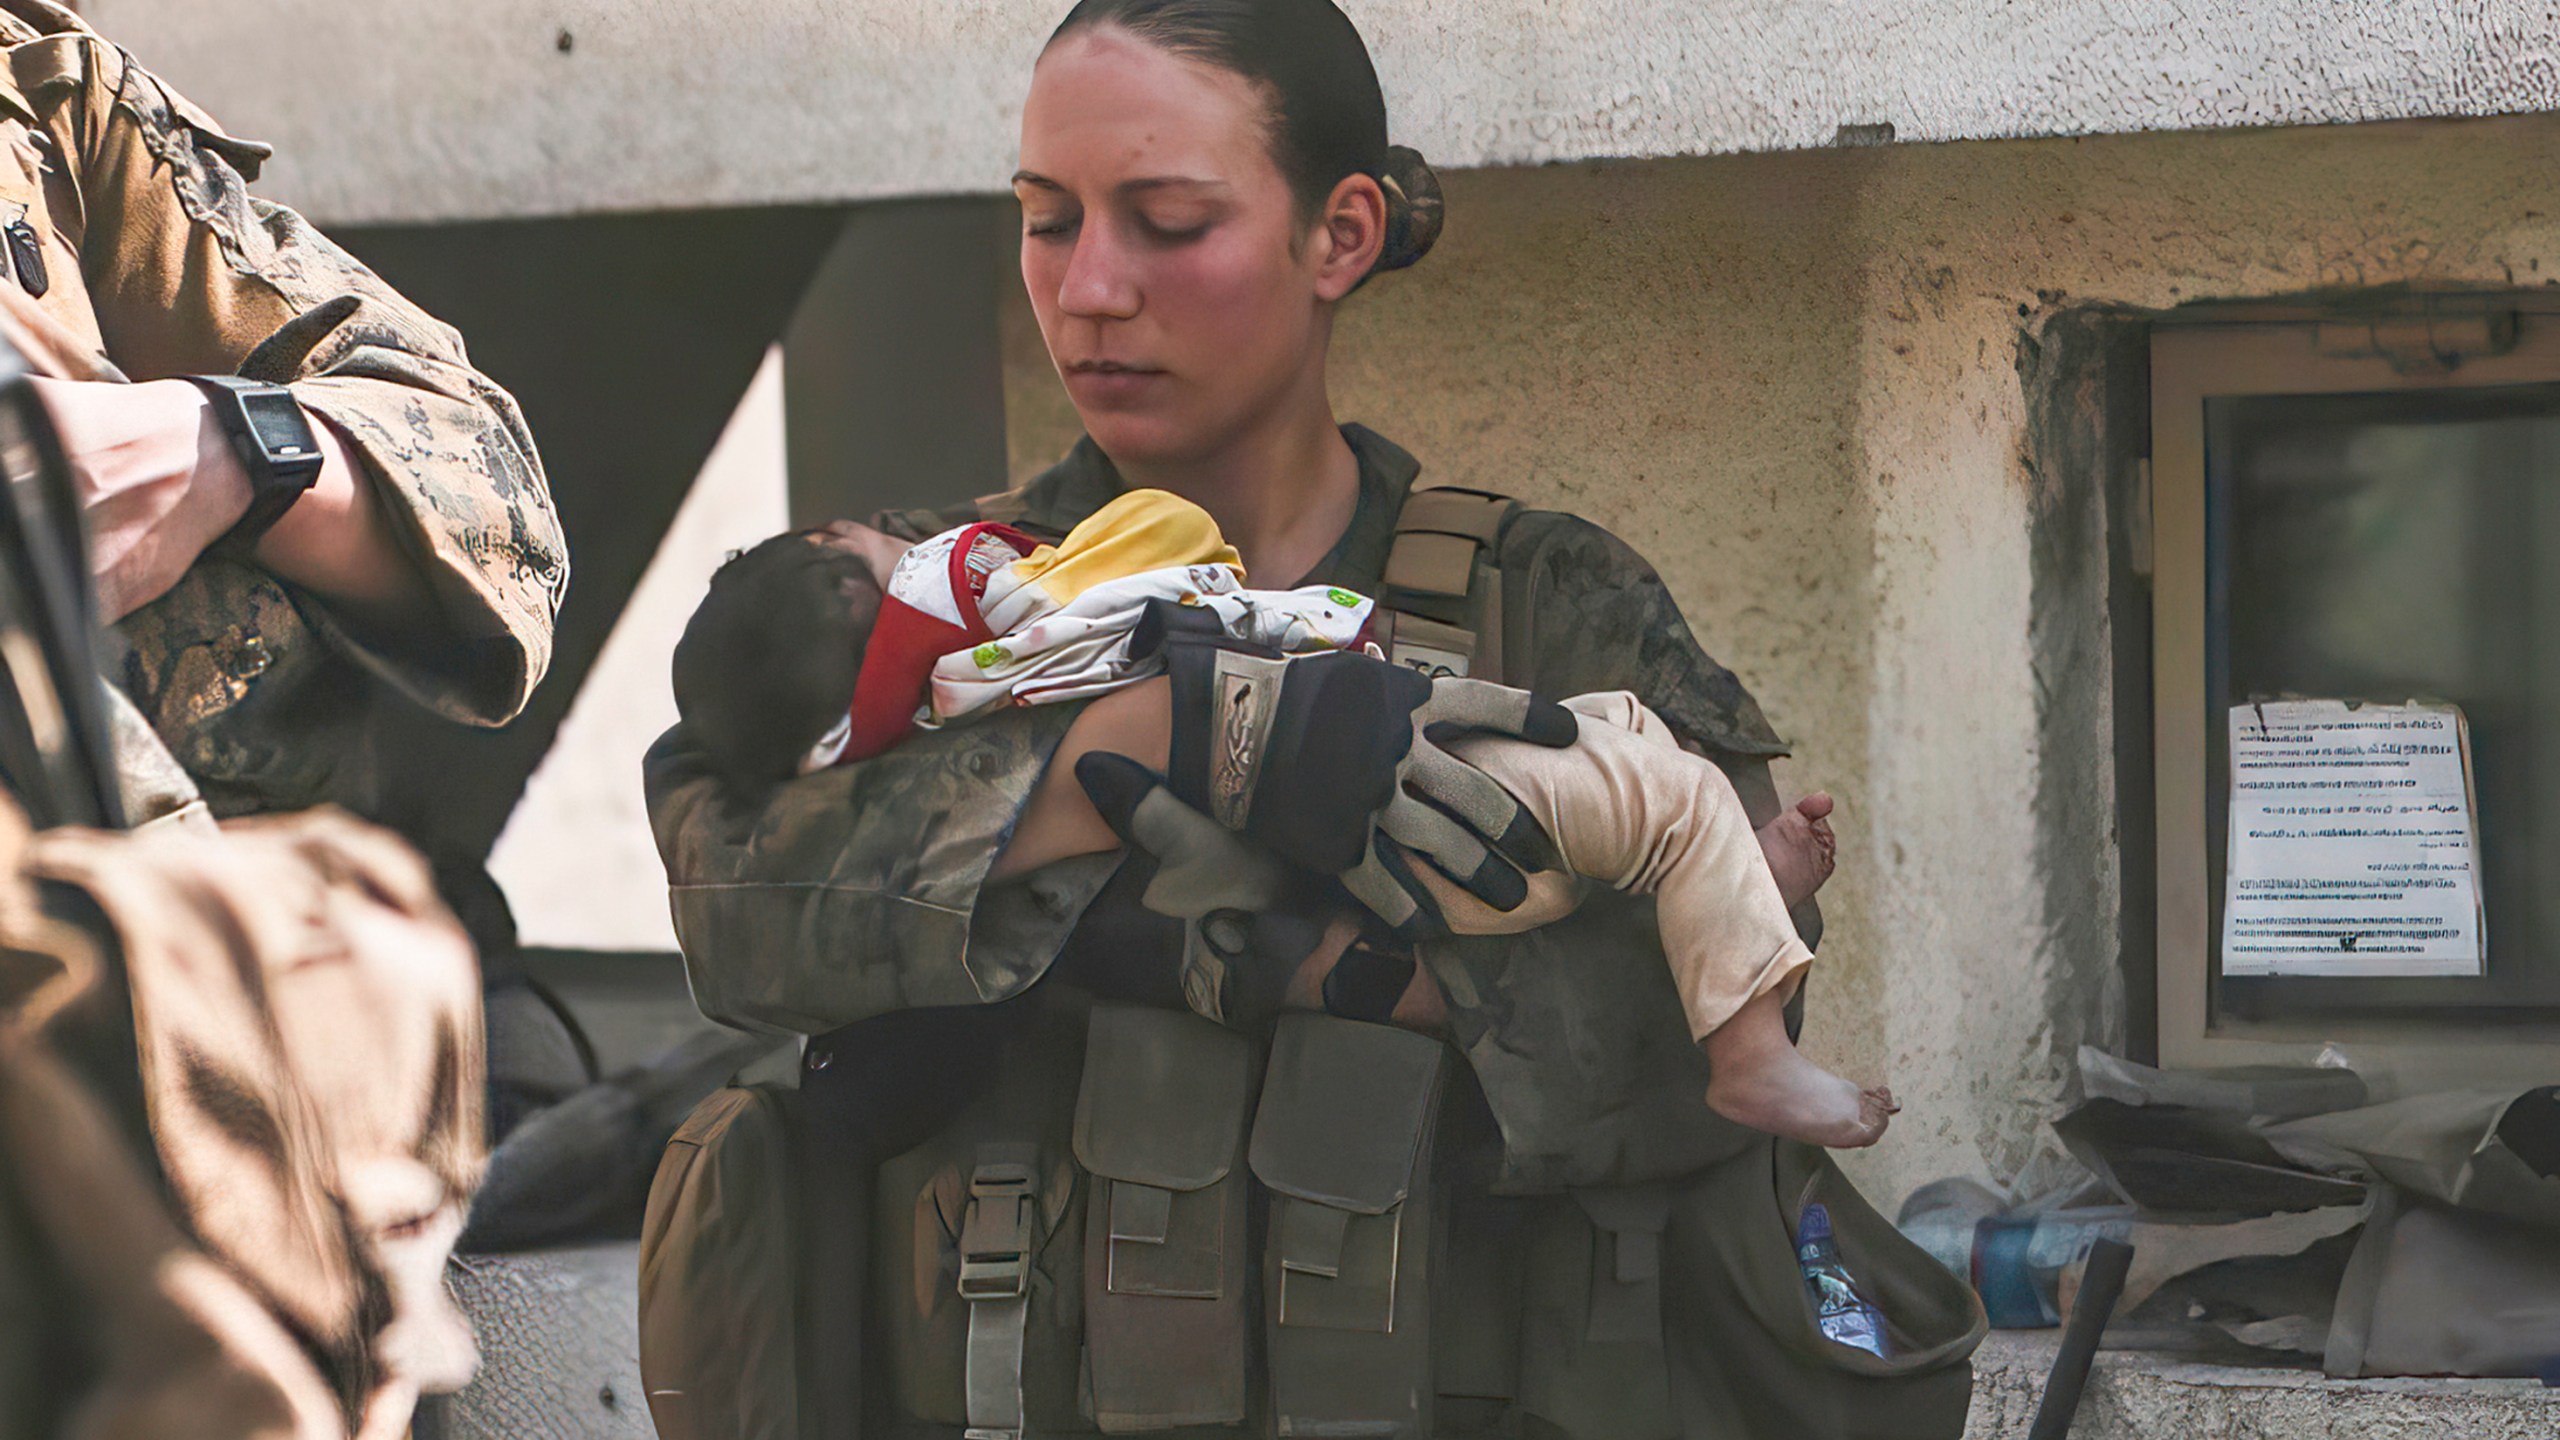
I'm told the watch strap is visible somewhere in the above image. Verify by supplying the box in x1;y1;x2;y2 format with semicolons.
182;374;322;559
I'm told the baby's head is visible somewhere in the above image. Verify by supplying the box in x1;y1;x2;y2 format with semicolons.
673;528;883;788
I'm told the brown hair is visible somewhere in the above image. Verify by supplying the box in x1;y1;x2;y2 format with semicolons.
1046;0;1442;275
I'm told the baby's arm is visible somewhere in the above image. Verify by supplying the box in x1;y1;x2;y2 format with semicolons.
988;676;1172;881
809;519;913;590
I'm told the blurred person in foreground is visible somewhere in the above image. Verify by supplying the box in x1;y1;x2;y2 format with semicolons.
0;0;570;1433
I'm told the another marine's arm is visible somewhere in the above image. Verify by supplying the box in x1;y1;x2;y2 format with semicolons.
25;30;567;725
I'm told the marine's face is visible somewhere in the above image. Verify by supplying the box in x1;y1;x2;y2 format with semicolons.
1015;29;1341;467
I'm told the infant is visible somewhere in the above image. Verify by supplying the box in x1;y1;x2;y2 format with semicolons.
673;493;1894;1148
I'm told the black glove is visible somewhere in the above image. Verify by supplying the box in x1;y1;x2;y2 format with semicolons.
1136;600;1579;940
1075;750;1313;1030
1071;753;1442;1026
1074;748;1293;918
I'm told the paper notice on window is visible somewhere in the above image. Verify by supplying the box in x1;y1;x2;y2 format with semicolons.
2223;700;2484;979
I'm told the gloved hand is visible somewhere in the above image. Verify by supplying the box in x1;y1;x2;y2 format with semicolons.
1074;751;1419;1025
1123;601;1580;940
1074;749;1308;1028
1073;748;1293;920
1328;668;1580;940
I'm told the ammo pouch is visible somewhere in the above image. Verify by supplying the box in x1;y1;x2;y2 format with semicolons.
638;1084;801;1440
1513;1187;1679;1439
1072;1005;1258;1432
1250;1013;1447;1439
1377;485;1523;685
872;1002;1089;1438
1662;1139;1984;1440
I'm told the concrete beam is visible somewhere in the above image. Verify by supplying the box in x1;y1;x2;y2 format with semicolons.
87;1;2560;226
335;206;844;866
783;198;1013;527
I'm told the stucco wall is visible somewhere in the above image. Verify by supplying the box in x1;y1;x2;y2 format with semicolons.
1000;110;2560;1209
83;0;2560;224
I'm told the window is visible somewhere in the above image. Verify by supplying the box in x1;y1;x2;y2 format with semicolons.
2150;300;2560;1084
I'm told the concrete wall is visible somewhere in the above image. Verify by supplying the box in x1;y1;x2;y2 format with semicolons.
1000;110;2560;1209
86;1;2560;224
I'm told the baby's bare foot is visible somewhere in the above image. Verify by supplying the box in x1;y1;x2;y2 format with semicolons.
1705;1044;1898;1150
1757;792;1838;909
1856;1085;1899;1142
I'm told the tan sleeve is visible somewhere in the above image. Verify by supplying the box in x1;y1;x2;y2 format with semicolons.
25;804;488;1415
21;33;567;724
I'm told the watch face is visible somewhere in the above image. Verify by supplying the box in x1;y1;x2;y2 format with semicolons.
241;392;318;460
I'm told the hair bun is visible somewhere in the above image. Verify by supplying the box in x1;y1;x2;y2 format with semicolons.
1374;144;1442;274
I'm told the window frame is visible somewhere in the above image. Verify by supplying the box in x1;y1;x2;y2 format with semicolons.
2150;309;2560;1085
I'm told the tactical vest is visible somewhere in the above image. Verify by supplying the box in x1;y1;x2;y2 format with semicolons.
861;997;1452;1440
1372;485;1523;686
640;486;1986;1440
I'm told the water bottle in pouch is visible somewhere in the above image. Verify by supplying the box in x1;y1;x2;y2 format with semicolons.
1797;1202;1890;1357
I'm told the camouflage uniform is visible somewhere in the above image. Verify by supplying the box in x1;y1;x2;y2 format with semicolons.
0;0;566;826
0;8;547;1432
1;797;487;1438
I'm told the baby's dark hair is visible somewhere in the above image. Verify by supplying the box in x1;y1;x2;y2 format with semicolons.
672;530;882;788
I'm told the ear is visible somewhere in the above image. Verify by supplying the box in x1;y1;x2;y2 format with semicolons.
1310;171;1386;302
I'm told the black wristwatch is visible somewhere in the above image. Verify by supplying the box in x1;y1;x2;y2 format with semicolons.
182;375;323;558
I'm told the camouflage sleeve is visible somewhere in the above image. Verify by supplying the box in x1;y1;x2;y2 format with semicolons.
1497;511;1815;943
643;705;1115;1035
31;34;566;725
1498;511;1787;762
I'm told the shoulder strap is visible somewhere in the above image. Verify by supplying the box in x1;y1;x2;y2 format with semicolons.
1385;486;1517;599
1379;485;1522;685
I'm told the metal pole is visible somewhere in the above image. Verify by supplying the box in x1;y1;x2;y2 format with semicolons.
2025;1238;2135;1440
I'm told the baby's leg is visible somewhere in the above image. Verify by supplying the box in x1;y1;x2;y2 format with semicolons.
1702;988;1898;1149
1444;693;1895;1149
1441;694;1812;1038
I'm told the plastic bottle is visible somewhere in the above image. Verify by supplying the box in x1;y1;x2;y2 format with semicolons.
1797;1202;1890;1357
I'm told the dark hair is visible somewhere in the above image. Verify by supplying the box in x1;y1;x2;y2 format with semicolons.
672;531;882;789
1047;0;1441;275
